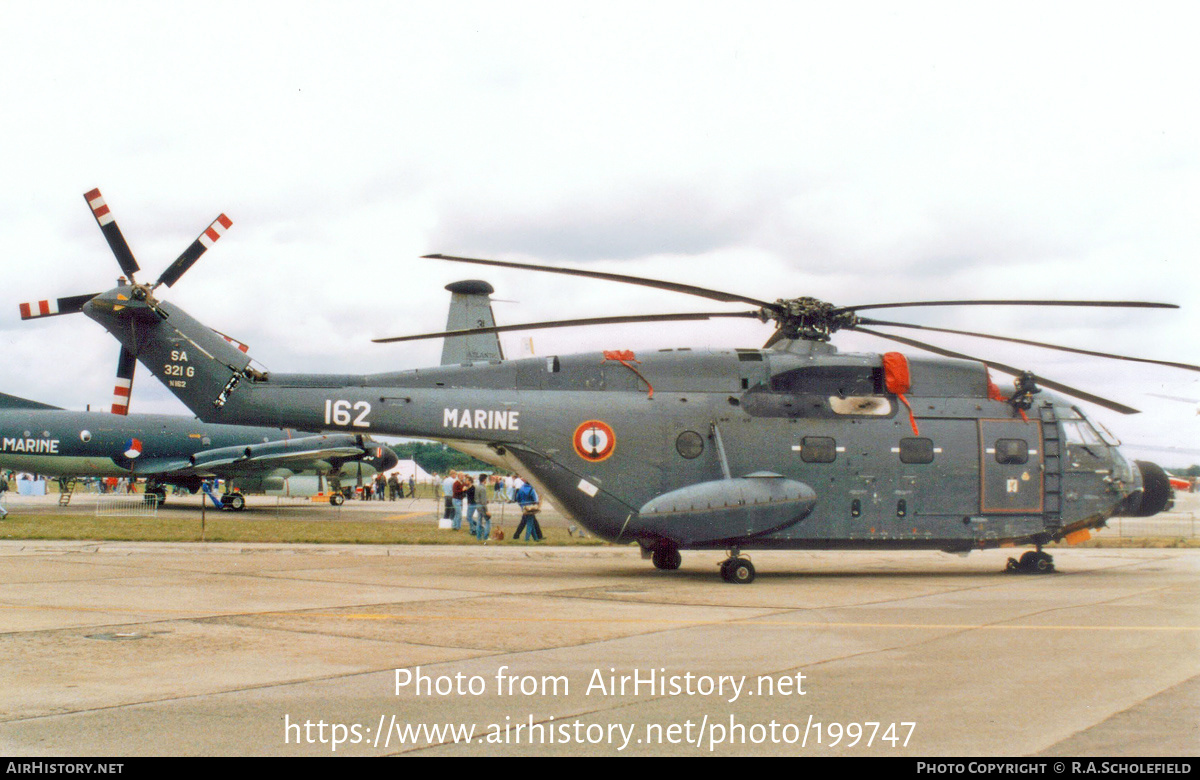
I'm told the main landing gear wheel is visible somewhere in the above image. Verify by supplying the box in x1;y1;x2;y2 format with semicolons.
651;546;682;570
1006;550;1055;574
222;493;246;512
720;556;755;584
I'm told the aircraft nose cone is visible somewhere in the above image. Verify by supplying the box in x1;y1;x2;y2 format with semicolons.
1133;460;1174;516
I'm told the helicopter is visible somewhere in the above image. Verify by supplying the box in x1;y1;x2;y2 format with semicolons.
34;190;1192;582
0;389;398;509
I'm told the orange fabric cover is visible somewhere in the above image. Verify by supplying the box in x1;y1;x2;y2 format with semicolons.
882;352;911;394
882;352;919;436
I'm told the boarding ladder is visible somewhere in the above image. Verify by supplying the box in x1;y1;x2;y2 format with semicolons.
1039;404;1063;532
57;477;78;507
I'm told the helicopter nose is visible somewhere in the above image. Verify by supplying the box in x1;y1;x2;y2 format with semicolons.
1118;460;1174;517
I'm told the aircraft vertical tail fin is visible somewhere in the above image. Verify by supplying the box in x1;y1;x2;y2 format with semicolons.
84;289;255;420
440;280;504;365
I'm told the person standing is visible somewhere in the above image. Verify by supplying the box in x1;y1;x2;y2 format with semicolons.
451;472;466;530
463;475;478;536
466;475;490;540
441;472;455;523
513;479;543;542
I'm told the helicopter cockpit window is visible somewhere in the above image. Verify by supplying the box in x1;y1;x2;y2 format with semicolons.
799;436;837;463
1062;421;1104;446
1062;415;1119;447
995;438;1029;465
899;437;935;464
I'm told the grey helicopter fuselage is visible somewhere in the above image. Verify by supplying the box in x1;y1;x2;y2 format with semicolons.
85;287;1162;553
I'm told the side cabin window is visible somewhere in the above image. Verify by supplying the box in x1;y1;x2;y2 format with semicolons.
799;436;837;463
898;437;935;464
995;438;1029;465
747;365;890;419
768;365;882;396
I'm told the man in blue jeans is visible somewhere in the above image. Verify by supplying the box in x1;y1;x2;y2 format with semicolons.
513;480;543;541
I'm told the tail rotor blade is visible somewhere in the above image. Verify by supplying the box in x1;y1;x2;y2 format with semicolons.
156;214;233;288
19;293;99;320
83;189;140;279
111;347;137;415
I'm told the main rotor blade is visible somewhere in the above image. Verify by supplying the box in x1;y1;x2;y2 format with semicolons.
853;326;1141;415
111;346;136;415
84;189;140;279
19;293;99;320
858;317;1200;373
423;254;777;309
156;214;233;288
837;299;1177;314
374;310;761;343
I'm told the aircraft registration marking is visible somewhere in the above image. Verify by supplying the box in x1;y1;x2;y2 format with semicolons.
325;399;372;428
165;349;194;389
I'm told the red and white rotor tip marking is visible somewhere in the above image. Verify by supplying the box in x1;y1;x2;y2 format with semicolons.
111;378;132;415
20;299;61;319
200;214;233;249
219;332;250;353
18;293;96;320
84;188;115;226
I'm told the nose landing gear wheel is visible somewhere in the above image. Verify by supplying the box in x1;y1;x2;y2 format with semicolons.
720;557;755;584
1007;550;1055;574
651;546;682;570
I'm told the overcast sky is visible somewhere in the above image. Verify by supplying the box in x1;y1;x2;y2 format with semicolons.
2;2;1198;464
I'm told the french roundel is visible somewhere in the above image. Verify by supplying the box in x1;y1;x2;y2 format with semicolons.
573;420;616;462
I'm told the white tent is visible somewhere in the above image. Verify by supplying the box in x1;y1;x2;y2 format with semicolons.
383;459;435;483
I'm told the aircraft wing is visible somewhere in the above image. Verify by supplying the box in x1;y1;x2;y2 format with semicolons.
132;434;371;478
0;391;64;410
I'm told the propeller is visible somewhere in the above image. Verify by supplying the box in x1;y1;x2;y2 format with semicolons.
372;253;1186;414
21;188;235;414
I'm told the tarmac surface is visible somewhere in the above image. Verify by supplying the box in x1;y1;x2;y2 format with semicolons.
0;494;1197;757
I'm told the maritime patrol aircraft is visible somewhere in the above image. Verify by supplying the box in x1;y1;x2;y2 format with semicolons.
0;390;397;508
32;190;1191;581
